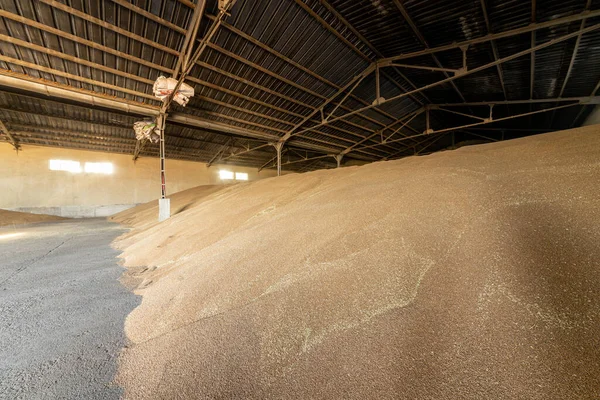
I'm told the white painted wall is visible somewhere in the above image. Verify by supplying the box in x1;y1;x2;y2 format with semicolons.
0;143;278;216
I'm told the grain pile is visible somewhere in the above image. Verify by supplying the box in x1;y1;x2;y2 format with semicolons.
113;126;600;399
0;209;66;227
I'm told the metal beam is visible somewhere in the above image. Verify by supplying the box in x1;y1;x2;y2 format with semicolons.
219;143;271;163
286;2;423;138
530;0;537;100
340;108;423;157
433;97;599;107
391;0;468;103
279;64;376;143
134;0;228;162
549;0;592;126
317;0;429;105
0;10;172;74
38;0;180;56
571;78;600;127
214;17;426;123
110;0;187;34
0;118;19;150
204;43;399;138
0;55;158;101
380;10;600;64
289;23;600;135
352;103;579;153
174;0;206;77
0;69;159;116
0;34;154;86
479;0;508;100
206;137;234;167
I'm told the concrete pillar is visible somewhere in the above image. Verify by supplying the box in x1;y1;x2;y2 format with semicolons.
158;198;170;222
273;142;283;176
334;154;343;168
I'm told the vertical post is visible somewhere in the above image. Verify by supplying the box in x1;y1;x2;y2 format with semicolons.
333;154;343;168
375;64;381;103
158;114;167;199
157;114;170;222
274;142;283;176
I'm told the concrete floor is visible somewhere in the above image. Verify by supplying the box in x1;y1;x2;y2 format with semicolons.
0;219;139;399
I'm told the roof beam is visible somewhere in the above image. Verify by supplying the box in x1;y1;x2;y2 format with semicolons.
0;69;159;115
390;0;468;103
0;118;19;150
0;10;172;74
9;123;242;149
173;0;207;78
570;77;600;127
0;33;379;151
214;18;420;126
280;4;421;133
549;0;592;126
0;55;158;101
352;103;579;153
135;0;221;162
479;0;508;100
204;43;392;132
340;108;423;156
38;0;179;56
0;70;342;154
279;64;376;143
218;144;271;163
289;22;600;135
206;136;234;167
0;34;154;86
432;97;599;106
317;0;428;105
109;0;187;34
530;0;537;100
380;9;600;63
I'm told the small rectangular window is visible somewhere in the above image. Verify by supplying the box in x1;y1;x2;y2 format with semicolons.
219;170;234;180
84;162;113;174
235;172;248;181
49;159;82;173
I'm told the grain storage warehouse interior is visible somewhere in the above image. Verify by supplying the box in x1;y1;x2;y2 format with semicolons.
1;0;600;398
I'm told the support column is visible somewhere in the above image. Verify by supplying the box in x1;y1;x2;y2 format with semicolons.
333;154;343;168
273;141;284;176
157;114;170;222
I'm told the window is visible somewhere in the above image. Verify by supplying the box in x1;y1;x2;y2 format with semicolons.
235;172;248;181
219;170;249;181
219;170;234;180
49;159;82;173
84;162;113;174
49;160;113;174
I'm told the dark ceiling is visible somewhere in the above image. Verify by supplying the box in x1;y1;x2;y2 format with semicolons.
0;0;599;172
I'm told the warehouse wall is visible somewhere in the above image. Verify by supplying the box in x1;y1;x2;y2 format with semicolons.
0;143;278;217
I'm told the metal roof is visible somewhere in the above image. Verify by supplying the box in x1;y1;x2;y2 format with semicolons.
0;0;599;172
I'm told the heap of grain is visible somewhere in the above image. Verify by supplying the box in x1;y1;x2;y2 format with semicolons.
0;209;66;227
112;126;600;399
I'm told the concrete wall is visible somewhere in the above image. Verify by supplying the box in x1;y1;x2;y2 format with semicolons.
0;143;278;217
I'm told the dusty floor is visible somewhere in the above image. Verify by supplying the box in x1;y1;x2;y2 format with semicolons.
111;125;600;399
0;219;139;399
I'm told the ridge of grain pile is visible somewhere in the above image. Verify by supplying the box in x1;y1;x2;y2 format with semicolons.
112;126;600;399
0;209;66;226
